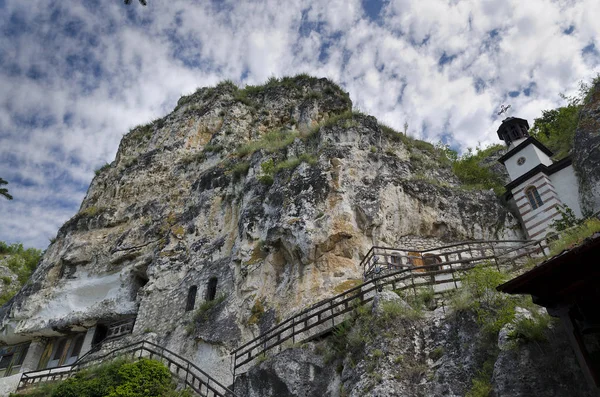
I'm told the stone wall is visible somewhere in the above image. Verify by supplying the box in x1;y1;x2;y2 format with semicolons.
394;235;447;251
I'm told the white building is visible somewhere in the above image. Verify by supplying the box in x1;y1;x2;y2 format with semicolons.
497;117;582;239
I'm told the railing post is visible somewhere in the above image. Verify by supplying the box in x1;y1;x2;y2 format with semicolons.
330;300;335;328
231;355;236;393
451;266;458;289
538;241;547;258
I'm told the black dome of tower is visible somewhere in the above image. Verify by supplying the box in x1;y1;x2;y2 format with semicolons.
497;117;530;146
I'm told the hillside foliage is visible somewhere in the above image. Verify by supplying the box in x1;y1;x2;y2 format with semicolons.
12;358;191;397
531;75;599;159
0;242;42;306
449;144;506;194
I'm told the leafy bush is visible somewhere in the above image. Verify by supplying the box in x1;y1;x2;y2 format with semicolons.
530;75;599;159
509;312;552;344
0;241;42;305
451;144;505;194
450;264;515;334
549;205;582;231
15;358;191;397
532;105;579;159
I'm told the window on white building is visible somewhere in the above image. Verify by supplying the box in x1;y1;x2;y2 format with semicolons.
525;186;544;209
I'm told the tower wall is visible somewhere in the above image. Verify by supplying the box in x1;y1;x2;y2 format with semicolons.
511;173;562;239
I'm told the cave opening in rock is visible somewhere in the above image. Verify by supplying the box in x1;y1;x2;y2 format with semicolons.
423;254;442;271
206;277;218;301
186;285;197;312
131;269;149;300
92;324;108;346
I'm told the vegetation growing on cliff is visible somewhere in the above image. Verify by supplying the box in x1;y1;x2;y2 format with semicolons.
12;358;191;397
380;121;507;193
450;265;557;395
450;144;506;194
531;75;599;159
0;242;42;306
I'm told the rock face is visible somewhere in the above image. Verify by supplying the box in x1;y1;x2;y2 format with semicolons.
0;76;523;385
236;298;595;397
235;347;340;397
574;80;600;215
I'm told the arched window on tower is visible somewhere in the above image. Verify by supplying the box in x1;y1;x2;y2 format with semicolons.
206;278;218;301
186;286;197;312
525;186;543;210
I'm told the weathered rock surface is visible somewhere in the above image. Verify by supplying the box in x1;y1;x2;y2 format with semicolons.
0;76;524;385
574;80;600;215
235;346;340;397
236;301;595;397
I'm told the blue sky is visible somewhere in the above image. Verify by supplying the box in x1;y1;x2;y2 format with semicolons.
0;0;599;248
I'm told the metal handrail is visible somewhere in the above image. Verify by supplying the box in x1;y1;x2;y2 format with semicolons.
18;340;238;397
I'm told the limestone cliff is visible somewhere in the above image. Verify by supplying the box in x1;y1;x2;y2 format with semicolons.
235;293;595;397
0;76;523;385
574;79;600;215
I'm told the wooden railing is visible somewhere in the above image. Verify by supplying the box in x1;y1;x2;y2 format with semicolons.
17;340;238;397
361;240;531;279
232;238;552;376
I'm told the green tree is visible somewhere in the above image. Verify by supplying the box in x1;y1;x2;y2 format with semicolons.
451;144;505;194
124;0;147;5
0;242;42;306
530;76;599;159
530;100;581;159
0;178;12;200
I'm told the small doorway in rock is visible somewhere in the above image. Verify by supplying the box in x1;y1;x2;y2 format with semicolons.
186;286;197;312
423;254;442;272
92;324;108;346
205;278;218;301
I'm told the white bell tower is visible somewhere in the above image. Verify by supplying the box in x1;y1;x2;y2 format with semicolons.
497;117;582;239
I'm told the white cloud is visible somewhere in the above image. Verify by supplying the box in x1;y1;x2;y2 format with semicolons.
0;0;598;248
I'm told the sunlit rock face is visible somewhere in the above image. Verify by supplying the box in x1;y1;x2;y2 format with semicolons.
0;76;522;381
574;80;600;215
